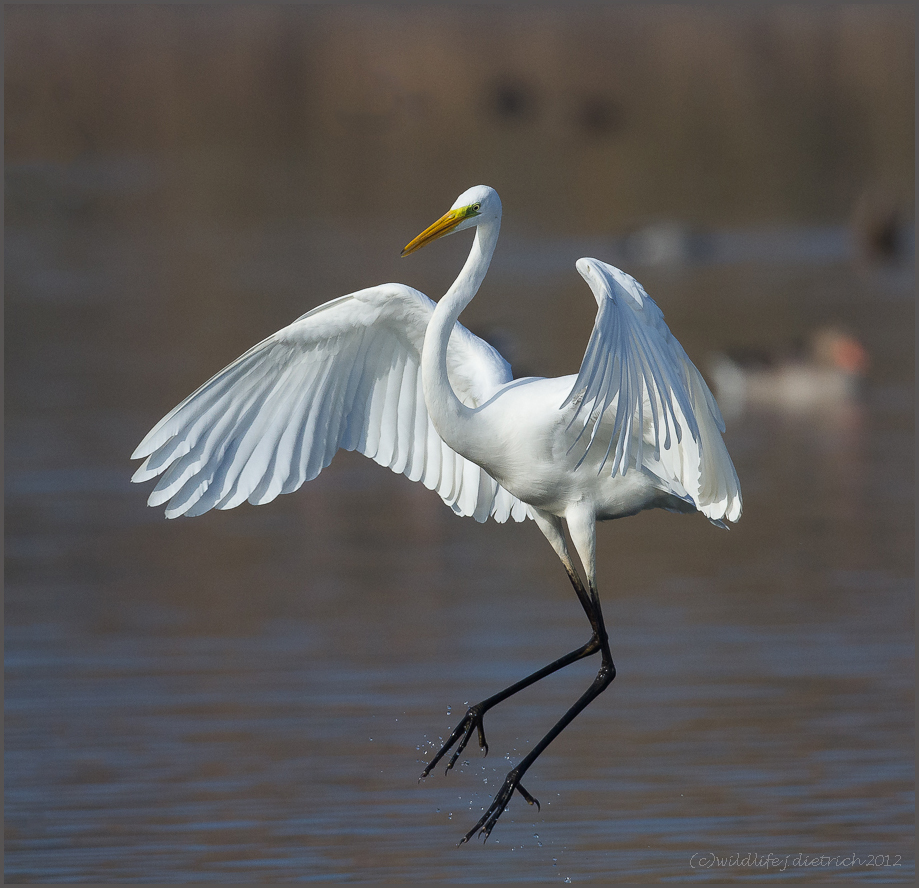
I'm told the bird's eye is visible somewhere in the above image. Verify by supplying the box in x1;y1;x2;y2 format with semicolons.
473;203;481;212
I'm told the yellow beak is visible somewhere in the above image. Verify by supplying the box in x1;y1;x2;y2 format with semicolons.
401;206;475;257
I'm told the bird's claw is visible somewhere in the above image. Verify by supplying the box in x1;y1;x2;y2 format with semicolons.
458;771;540;846
420;706;489;780
419;703;539;844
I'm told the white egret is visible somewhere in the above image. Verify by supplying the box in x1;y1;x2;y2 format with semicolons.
131;185;742;843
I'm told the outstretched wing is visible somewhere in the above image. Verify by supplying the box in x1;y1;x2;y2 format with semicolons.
563;258;741;525
131;284;531;524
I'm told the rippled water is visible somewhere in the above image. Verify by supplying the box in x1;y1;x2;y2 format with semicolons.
5;159;914;883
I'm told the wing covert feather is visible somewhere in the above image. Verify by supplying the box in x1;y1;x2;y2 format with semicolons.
132;284;530;523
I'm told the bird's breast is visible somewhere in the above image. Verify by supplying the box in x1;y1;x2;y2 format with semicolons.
463;375;669;521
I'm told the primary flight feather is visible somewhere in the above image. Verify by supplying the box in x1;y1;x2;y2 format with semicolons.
132;284;528;523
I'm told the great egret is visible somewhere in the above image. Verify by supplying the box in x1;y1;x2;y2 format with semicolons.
131;185;742;843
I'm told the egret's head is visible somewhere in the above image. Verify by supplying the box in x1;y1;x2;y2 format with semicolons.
402;185;501;256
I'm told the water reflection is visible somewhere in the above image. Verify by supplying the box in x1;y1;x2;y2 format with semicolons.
5;158;914;882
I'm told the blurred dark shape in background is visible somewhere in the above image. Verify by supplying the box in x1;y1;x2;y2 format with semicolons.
850;187;911;265
573;93;625;138
4;4;914;233
487;76;540;123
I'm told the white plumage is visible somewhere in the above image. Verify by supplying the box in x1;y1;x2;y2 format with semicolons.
132;285;529;523
565;258;740;525
131;185;741;844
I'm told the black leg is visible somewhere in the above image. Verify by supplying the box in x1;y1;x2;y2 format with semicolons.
460;637;615;844
420;564;600;780
420;631;605;779
422;560;616;845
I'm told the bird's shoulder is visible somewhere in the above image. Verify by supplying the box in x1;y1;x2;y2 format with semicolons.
277;284;434;346
267;283;511;398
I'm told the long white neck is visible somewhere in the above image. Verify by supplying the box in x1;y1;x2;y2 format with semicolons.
421;215;501;455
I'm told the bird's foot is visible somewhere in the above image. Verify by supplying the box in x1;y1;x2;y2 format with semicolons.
459;769;540;846
420;705;489;779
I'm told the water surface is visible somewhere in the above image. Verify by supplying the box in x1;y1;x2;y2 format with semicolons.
5;158;914;883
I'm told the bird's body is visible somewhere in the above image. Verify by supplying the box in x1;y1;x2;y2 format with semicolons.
442;372;688;521
132;185;741;843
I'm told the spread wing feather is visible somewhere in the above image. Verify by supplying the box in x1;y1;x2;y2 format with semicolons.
564;259;742;524
132;284;531;523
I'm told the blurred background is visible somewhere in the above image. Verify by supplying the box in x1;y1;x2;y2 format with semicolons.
5;4;914;883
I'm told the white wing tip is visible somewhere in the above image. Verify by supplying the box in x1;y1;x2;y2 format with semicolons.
701;495;743;526
131;440;156;461
131;423;177;461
